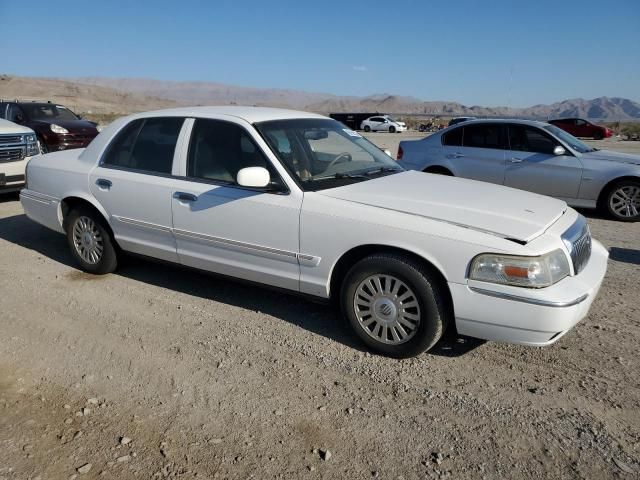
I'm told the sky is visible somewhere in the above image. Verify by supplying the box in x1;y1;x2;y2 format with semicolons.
1;0;639;107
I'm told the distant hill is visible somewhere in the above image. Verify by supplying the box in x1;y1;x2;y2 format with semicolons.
0;74;176;115
71;76;337;110
2;74;639;121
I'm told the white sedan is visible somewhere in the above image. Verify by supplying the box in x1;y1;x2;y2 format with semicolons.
360;115;407;133
20;107;608;358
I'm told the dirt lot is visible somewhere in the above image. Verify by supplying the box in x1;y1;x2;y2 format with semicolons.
1;139;639;480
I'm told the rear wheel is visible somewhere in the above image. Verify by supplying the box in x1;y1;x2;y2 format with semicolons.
389;126;396;133
605;180;640;221
341;253;449;358
66;207;119;273
364;125;371;132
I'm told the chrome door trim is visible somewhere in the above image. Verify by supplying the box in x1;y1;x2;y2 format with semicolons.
112;215;173;233
173;227;320;266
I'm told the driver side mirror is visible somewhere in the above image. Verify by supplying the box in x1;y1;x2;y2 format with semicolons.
553;145;566;156
237;166;270;188
14;114;24;124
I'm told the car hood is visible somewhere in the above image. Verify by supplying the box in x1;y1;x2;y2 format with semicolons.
0;118;34;134
30;119;98;133
581;149;640;166
317;171;567;242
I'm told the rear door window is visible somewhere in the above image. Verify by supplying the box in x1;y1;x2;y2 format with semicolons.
442;127;463;146
462;123;505;149
102;117;184;174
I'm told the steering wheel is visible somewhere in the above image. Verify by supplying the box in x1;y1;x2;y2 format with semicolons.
327;152;352;168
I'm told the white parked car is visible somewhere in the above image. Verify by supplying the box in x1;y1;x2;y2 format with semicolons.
360;115;407;133
0;118;40;193
20;107;608;357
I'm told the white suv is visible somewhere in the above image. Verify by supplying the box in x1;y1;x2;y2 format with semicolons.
361;115;407;133
0;118;39;193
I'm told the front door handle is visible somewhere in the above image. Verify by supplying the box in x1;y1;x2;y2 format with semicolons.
447;152;465;159
509;157;524;163
96;178;112;190
173;192;197;202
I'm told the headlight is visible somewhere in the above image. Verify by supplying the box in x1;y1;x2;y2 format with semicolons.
469;249;570;288
50;124;69;134
24;134;40;156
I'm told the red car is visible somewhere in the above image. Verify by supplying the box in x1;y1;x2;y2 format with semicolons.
548;118;613;140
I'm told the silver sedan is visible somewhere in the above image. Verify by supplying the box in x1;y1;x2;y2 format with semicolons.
397;119;640;221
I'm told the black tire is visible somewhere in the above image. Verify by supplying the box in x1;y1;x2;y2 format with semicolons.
603;179;640;222
389;126;396;133
340;253;449;358
593;131;603;140
364;125;371;132
65;206;119;274
424;167;453;176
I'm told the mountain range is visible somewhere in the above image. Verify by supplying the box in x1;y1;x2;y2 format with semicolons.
2;74;639;121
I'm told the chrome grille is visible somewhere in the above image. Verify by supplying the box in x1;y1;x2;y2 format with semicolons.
0;148;25;163
0;134;24;145
561;216;592;275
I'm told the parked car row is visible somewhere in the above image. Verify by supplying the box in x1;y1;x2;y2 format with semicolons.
0;100;99;194
20;106;609;358
0;100;99;153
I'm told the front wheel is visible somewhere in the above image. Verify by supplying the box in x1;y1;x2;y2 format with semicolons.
66;207;119;274
593;131;604;140
389;126;396;133
341;254;449;358
605;180;640;221
364;125;371;132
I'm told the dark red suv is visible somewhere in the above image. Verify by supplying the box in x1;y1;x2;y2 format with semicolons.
0;101;99;153
548;118;613;140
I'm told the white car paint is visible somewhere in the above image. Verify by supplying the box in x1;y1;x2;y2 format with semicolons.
0;118;39;192
360;115;407;133
20;106;608;350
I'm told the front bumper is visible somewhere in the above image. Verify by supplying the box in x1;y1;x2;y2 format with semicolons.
449;240;609;346
0;156;31;193
41;132;97;151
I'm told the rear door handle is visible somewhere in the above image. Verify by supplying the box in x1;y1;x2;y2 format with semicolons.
509;157;523;163
173;192;197;202
96;178;112;190
447;152;465;159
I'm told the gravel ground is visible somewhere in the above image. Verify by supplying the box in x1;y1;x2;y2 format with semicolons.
0;138;639;479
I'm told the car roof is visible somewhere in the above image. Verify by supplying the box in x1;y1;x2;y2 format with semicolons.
452;118;551;127
129;106;327;123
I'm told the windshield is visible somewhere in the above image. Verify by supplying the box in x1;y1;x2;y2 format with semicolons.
22;104;79;121
255;118;403;191
544;124;594;153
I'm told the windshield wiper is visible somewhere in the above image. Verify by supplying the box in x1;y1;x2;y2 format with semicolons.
364;166;402;176
311;172;368;181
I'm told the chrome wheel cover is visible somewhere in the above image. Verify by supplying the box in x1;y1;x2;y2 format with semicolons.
610;185;640;218
72;216;104;265
353;274;421;345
